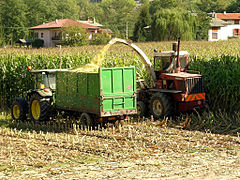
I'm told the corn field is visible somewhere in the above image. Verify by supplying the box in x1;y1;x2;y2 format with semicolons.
0;40;240;114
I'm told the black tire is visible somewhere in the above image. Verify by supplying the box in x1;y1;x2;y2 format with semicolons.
137;101;146;117
11;98;28;121
29;93;50;122
149;93;173;120
80;113;93;130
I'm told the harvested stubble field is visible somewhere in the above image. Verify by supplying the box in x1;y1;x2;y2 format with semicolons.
0;115;240;179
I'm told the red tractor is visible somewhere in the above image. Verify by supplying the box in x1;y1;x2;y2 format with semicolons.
109;38;206;119
136;39;206;118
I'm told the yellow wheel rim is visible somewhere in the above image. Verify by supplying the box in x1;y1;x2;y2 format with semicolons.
32;100;40;120
13;105;20;119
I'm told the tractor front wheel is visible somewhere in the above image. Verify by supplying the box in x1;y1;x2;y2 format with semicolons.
11;98;28;121
149;93;173;120
29;94;50;122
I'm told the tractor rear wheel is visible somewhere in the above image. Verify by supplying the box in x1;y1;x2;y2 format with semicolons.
29;94;50;122
149;93;173;120
80;113;93;130
11;98;27;121
137;101;146;117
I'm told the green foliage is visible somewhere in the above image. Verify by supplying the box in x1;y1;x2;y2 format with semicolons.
196;0;233;13
134;0;210;41
32;39;44;48
77;0;97;19
97;0;138;37
61;24;88;47
25;0;79;26
151;8;196;41
0;0;28;44
227;0;240;13
149;0;179;14
0;53;91;111
193;12;211;40
90;33;111;45
133;3;151;42
190;55;240;112
0;25;5;47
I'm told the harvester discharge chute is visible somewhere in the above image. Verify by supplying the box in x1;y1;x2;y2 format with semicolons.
108;38;156;87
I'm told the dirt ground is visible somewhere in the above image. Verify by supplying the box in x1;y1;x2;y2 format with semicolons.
0;118;239;180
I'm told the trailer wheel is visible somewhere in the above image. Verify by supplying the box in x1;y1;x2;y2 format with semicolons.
29;94;50;122
137;101;146;117
11;98;27;121
149;93;173;120
80;113;93;130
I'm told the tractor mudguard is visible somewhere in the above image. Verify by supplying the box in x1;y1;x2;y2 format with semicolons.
29;89;52;98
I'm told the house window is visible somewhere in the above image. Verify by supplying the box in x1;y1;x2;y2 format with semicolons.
234;20;239;24
212;32;218;39
212;27;218;39
34;32;38;39
41;32;44;38
233;29;240;36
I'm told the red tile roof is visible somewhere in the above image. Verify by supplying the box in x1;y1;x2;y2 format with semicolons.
216;13;240;20
29;19;99;30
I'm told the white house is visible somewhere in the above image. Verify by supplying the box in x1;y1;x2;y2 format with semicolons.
208;12;240;41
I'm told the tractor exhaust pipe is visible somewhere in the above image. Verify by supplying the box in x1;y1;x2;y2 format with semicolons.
176;37;181;73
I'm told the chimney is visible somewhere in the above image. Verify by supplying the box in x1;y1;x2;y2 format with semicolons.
55;19;58;24
93;17;96;24
224;11;226;15
212;11;216;18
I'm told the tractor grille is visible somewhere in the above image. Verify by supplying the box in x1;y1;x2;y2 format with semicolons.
187;77;203;94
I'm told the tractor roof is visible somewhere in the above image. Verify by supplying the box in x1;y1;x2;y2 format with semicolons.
154;51;188;57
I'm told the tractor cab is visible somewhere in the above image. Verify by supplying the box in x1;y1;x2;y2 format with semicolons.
30;69;68;91
153;50;189;74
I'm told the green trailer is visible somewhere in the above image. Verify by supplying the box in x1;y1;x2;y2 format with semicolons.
11;66;137;127
56;67;136;117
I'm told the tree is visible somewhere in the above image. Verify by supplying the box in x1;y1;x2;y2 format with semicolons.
227;0;240;13
149;0;179;15
197;0;233;13
97;0;138;38
0;0;28;44
90;33;111;45
151;8;197;41
193;12;211;40
0;15;5;46
147;0;210;41
0;25;5;47
25;0;79;27
77;0;97;20
57;0;79;20
61;24;88;46
133;3;151;42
